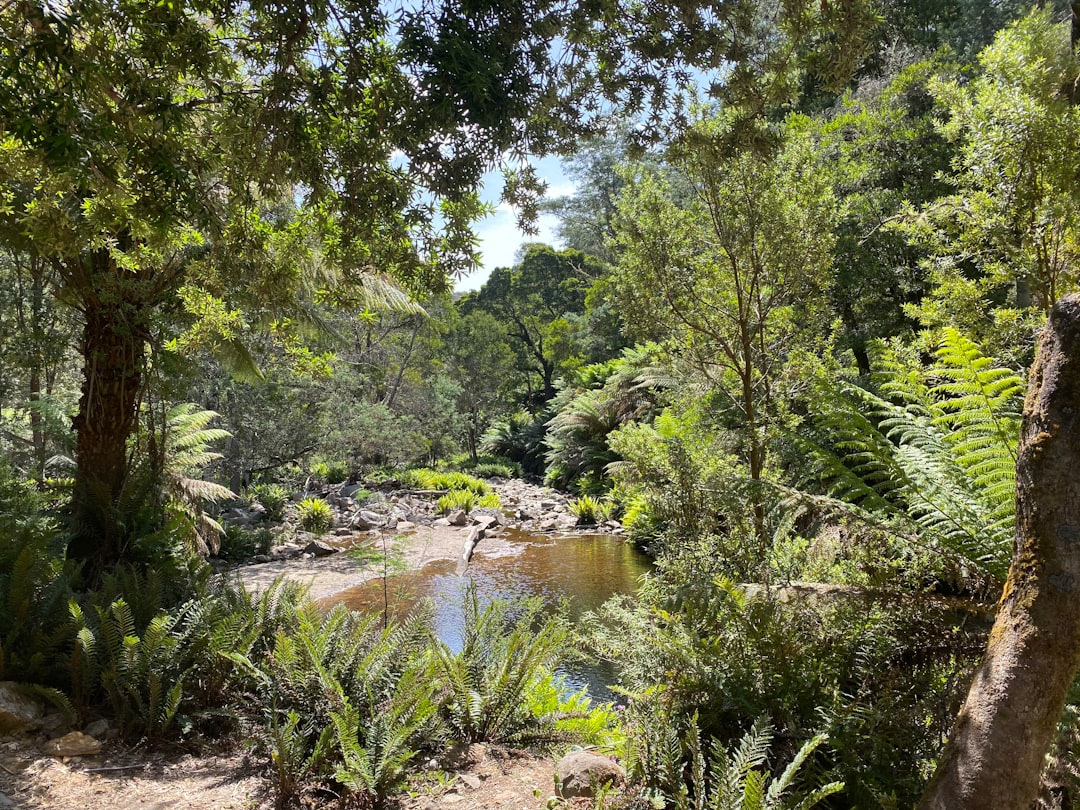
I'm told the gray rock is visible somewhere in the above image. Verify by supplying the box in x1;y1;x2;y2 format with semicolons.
351;510;386;530
433;518;451;527
472;514;498;531
395;521;416;531
447;509;468;527
0;682;43;734
556;751;625;799
0;792;14;808
253;554;272;563
41;712;67;735
303;540;337;557
84;719;109;738
341;483;364;498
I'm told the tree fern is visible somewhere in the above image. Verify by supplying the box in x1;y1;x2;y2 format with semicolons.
799;333;1022;590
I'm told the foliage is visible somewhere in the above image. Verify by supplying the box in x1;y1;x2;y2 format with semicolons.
569;495;613;525
481;411;551;478
469;460;521;479
296;497;334;535
798;330;1022;593
250;483;290;522
0;471;74;683
544;344;667;493
587;577;984;806
431;585;574;745
218;525;274;561
901;9;1080;362
672;717;842;810
401;468;490;495
436;489;501;515
311;459;350;485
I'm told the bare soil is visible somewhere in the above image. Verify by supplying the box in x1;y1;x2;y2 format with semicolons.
0;736;579;810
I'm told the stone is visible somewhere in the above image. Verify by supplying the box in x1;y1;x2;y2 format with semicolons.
447;509;468;527
253;554;272;563
433;518;451;527
84;719;109;738
556;751;625;799
303;540;337;557
458;773;483;791
439;742;487;770
43;731;101;758
0;793;14;808
472;514;498;531
395;521;416;531
351;510;386;530
340;483;363;498
0;682;43;734
331;527;353;536
41;712;67;735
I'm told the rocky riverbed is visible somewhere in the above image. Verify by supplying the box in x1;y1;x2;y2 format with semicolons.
228;477;626;600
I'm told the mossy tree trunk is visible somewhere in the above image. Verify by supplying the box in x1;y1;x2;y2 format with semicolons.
66;248;155;575
919;294;1080;810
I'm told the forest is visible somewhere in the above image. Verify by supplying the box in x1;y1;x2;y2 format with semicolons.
1;0;1079;808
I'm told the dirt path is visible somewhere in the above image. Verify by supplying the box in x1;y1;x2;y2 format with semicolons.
0;738;571;810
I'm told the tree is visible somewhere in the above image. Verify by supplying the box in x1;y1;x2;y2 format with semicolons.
903;10;1080;362
0;0;582;573
444;311;516;462
462;245;603;404
611;114;836;569
918;294;1080;810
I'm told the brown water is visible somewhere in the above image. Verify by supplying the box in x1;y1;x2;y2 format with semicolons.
330;528;652;699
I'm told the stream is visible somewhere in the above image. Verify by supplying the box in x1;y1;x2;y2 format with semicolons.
330;528;653;700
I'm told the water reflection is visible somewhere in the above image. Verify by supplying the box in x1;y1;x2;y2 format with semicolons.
329;530;652;700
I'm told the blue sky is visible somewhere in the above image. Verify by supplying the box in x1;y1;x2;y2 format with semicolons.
455;154;574;292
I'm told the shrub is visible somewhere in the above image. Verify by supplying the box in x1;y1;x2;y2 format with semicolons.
436;490;501;514
297;497;334;534
431;585;573;745
470;461;520;479
250;483;290;522
569;494;613;525
219;525;274;560
402;468;490;495
311;459;349;485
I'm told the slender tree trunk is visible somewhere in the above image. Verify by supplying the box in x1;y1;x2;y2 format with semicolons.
67;253;150;574
918;294;1080;810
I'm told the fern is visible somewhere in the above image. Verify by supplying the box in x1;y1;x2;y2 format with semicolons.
799;334;1022;590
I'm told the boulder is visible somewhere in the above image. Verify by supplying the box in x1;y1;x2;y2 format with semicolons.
472;514;498;531
447;510;468;527
351;510;386;530
43;731;101;757
556;751;625;799
303;539;337;557
395;521;416;531
84;719;110;738
0;683;42;734
341;483;364;498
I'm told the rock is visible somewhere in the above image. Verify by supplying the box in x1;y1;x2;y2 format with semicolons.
43;731;101;758
303;540;337;557
0;682;43;734
331;527;353;537
41;712;67;735
0;793;14;808
84;719;109;738
341;483;363;498
433;517;451;527
457;773;483;791
351;510;386;530
538;518;557;531
556;751;625;799
439;742;487;770
447;509;468;527
395;521;416;531
540;500;558;510
472;514;498;531
253;554;272;563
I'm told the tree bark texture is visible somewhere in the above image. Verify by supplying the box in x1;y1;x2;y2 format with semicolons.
919;294;1080;810
67;254;150;573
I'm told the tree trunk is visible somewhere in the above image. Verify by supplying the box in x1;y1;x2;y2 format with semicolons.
918;294;1080;810
67;254;150;574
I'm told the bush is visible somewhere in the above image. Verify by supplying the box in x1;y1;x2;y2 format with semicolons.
311;459;349;485
250;483;290;522
431;585;574;745
436;490;502;514
219;525;274;560
569;494;613;525
296;497;334;534
402;468;490;495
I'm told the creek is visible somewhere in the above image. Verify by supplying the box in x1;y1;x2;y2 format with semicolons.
330;527;653;700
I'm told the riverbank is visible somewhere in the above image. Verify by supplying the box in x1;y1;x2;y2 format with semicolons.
233;476;623;601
